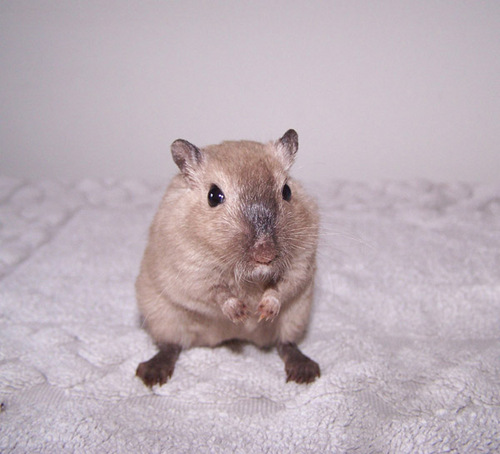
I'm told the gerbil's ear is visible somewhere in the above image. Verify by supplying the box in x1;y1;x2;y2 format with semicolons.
275;129;298;170
171;139;203;182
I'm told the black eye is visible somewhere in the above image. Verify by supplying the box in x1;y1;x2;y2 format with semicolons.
282;183;292;202
208;184;225;207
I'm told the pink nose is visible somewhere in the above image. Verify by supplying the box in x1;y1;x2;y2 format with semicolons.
252;239;277;264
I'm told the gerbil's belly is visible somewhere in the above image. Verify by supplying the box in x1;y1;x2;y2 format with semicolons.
189;313;279;348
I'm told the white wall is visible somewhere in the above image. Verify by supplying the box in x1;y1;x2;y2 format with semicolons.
1;1;499;183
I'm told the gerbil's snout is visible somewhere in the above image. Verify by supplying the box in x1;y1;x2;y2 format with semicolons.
251;237;277;264
244;202;279;265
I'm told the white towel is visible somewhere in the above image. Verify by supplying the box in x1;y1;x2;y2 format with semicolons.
1;178;499;452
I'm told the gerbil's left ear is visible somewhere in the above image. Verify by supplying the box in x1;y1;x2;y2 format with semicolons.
275;129;298;170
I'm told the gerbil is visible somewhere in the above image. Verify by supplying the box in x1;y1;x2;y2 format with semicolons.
136;129;320;386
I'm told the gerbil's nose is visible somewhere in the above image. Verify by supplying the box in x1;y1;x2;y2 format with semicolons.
251;237;277;264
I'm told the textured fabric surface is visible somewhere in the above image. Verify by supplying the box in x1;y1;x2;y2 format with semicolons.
1;177;499;453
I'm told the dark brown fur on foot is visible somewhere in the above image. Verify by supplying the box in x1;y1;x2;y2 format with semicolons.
136;344;181;387
277;342;320;384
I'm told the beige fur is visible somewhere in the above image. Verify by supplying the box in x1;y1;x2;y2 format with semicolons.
136;131;319;351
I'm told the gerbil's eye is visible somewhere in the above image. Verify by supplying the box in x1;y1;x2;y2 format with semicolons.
282;183;292;202
208;184;225;207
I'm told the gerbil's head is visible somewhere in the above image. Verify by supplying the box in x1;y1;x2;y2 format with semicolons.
170;129;318;282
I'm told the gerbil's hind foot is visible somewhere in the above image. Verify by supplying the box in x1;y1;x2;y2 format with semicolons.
136;343;181;388
277;342;320;384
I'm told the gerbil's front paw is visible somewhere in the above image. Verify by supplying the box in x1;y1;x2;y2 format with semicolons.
257;294;281;322
222;297;250;324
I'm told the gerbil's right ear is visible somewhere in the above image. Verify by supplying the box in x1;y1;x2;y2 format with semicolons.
171;139;203;183
275;129;299;170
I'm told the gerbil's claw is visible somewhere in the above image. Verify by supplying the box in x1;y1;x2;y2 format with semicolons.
257;311;275;323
